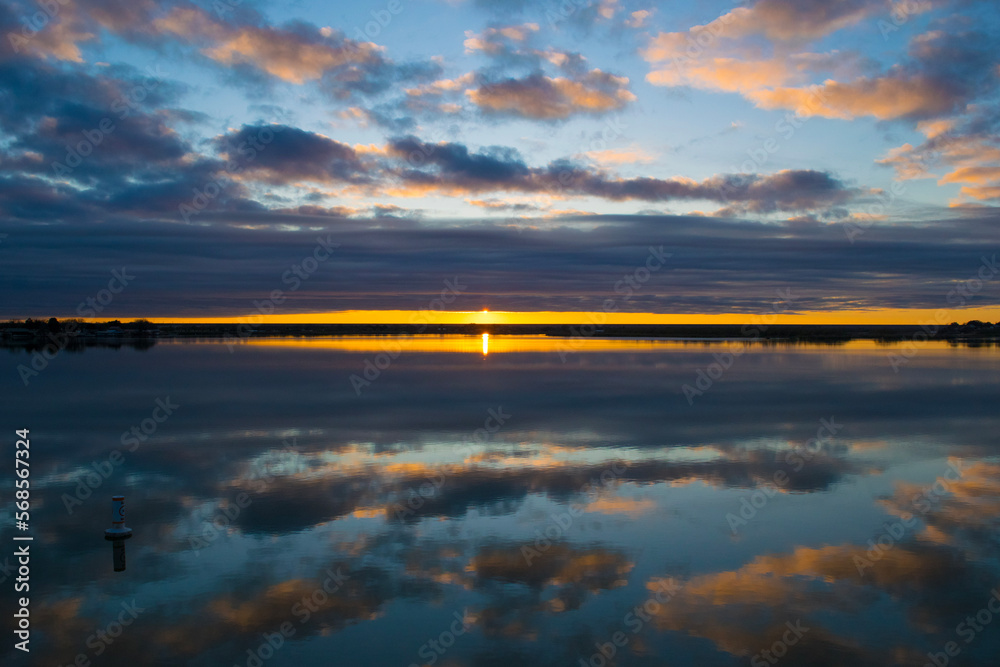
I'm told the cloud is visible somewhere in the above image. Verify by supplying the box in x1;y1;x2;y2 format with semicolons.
0;0;94;62
876;143;933;180
639;0;888;80
644;0;886;51
466;70;636;119
939;166;1000;186
382;136;863;211
747;73;962;120
404;72;477;96
464;23;539;53
6;204;1000;317
1;63;188;174
648;55;804;93
754;29;998;120
212;124;368;184
625;9;653;29
0;54;258;222
726;0;884;41
0;53;862;228
581;146;656;165
877;103;1000;203
153;9;384;85
0;0;441;101
465;198;545;211
0;0;175;64
642;10;863;98
443;22;638;121
644;13;999;137
0;114;866;223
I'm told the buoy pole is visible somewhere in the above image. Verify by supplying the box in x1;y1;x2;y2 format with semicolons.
112;538;127;572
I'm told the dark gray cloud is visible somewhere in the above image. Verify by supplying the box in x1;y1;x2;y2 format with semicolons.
466;69;635;119
212;124;368;184
0;49;245;219
1;210;998;316
386;136;863;210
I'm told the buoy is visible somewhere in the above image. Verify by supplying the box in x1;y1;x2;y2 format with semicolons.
104;495;133;539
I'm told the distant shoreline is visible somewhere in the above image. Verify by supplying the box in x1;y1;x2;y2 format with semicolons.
3;320;999;343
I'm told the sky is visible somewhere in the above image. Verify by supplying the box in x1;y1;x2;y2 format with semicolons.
1;0;999;322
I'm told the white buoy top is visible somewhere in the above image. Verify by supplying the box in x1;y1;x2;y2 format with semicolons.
105;495;133;539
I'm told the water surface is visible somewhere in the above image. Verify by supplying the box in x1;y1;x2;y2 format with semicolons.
3;337;999;667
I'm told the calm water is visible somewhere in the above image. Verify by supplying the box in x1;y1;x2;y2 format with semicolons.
3;336;1000;667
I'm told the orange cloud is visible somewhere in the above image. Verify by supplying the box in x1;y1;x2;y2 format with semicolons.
939;166;1000;186
647;56;801;93
598;0;620;20
464;23;539;54
405;72;476;97
625;9;653;29
917;118;956;139
748;75;959;120
878;112;1000;203
8;14;94;62
583;146;656;165
958;185;1000;201
643;0;885;67
153;7;381;84
875;143;934;180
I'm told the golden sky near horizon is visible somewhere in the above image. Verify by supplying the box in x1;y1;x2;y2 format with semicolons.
114;306;1000;326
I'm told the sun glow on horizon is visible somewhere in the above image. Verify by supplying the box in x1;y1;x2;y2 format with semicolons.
103;306;1000;327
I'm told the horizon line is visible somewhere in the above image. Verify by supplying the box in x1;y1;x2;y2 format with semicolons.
11;307;1000;326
